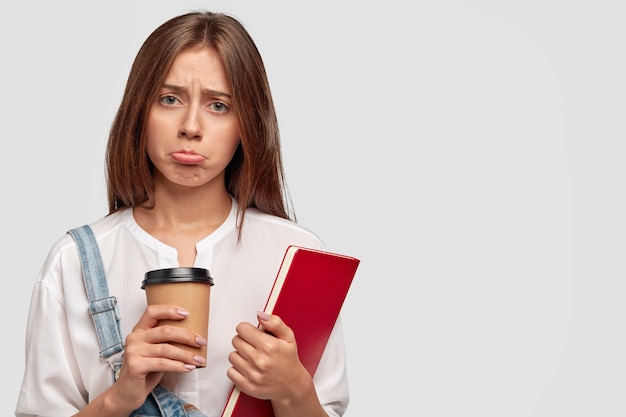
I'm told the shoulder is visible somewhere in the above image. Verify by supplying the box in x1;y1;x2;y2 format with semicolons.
35;210;132;303
42;210;130;283
242;208;325;250
80;209;130;239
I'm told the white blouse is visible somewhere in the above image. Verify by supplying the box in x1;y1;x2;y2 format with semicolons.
16;200;348;417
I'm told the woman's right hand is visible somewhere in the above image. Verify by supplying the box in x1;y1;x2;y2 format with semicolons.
107;304;207;412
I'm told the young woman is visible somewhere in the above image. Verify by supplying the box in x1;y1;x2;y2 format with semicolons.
16;11;348;417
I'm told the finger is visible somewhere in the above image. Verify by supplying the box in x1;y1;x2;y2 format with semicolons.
230;327;281;373
120;352;198;380
226;363;247;388
147;324;207;348
231;334;264;371
126;322;205;352
226;352;263;392
233;321;266;347
126;326;206;366
133;304;190;331
227;350;249;373
256;312;295;343
122;339;205;378
225;352;270;399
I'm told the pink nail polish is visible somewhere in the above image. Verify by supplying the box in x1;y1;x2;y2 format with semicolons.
257;311;270;321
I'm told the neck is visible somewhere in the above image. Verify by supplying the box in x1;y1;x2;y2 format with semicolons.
134;182;233;238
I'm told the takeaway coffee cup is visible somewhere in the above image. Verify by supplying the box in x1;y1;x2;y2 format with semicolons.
141;267;214;365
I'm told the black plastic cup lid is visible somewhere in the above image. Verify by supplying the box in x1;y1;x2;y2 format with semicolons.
141;267;214;289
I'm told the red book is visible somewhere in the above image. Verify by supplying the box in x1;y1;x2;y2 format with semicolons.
220;245;360;417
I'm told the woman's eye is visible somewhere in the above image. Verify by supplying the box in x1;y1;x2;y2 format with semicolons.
209;102;229;112
160;95;179;105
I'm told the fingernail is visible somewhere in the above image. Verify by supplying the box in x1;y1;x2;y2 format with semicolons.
184;364;196;371
257;311;270;321
194;355;206;364
177;308;190;317
196;336;207;346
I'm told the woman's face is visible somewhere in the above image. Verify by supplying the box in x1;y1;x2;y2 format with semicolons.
145;45;240;191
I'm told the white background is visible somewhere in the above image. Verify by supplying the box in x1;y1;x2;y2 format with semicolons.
2;1;626;415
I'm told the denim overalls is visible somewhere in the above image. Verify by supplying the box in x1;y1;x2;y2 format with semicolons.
68;225;208;417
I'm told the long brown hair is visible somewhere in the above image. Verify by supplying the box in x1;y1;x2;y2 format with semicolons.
105;11;293;231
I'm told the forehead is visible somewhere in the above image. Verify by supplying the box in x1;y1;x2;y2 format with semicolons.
164;45;229;89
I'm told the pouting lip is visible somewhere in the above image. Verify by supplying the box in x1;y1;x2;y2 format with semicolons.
171;150;206;164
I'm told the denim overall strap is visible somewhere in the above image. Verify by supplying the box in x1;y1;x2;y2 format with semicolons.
132;384;208;417
67;225;124;359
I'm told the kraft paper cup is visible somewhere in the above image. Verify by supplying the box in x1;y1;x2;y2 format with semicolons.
142;267;214;365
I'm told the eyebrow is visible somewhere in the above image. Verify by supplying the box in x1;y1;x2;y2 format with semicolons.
161;84;232;99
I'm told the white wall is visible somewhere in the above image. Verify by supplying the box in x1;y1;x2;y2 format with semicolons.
3;1;625;415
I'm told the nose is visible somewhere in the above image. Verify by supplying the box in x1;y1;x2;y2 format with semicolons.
179;107;202;140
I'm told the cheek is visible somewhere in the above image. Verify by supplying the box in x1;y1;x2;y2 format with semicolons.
145;110;172;157
215;140;240;169
144;138;157;164
144;123;158;161
226;134;241;157
217;126;241;159
145;110;165;141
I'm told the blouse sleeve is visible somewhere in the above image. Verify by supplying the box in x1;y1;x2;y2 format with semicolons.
16;249;87;416
312;315;350;417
